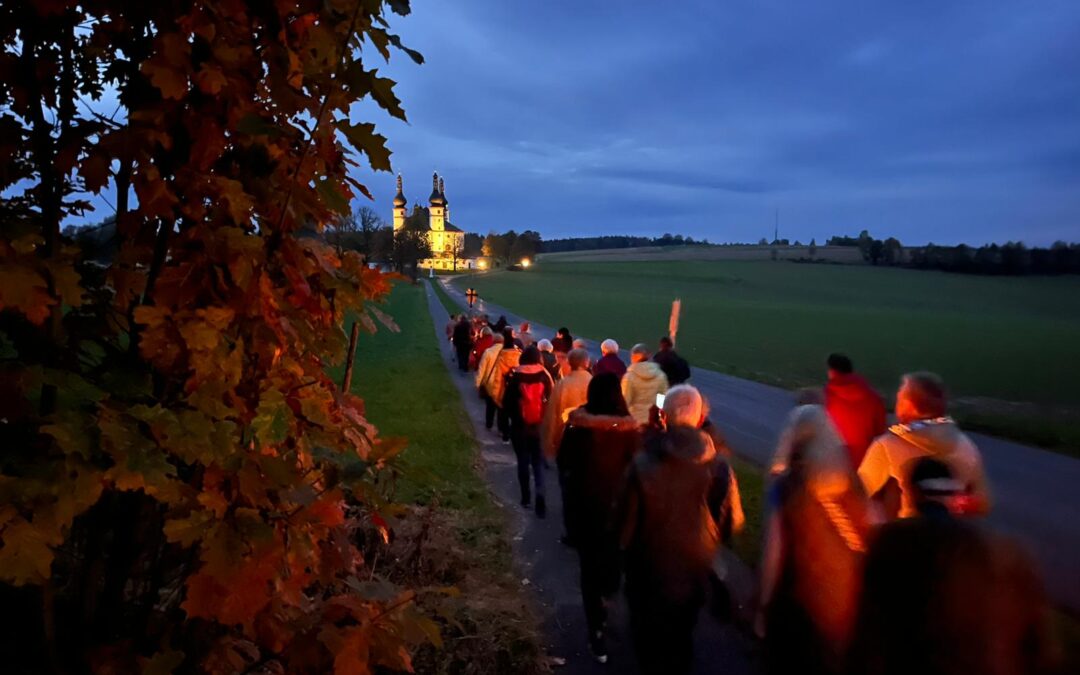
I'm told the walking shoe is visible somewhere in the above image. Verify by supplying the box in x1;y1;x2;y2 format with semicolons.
535;495;546;519
589;631;608;664
559;534;578;549
520;495;531;509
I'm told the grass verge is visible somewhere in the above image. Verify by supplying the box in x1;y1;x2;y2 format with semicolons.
333;282;546;673
430;278;461;319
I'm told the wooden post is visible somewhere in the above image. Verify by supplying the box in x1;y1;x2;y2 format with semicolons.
342;321;360;392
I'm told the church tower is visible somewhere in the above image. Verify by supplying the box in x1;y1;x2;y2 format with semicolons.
439;176;449;223
428;172;445;232
392;174;407;231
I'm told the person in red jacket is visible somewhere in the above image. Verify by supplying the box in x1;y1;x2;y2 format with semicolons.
823;353;886;469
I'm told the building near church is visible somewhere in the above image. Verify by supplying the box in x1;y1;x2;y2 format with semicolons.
393;172;479;271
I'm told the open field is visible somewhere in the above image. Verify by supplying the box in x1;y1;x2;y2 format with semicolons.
538;244;864;263
455;261;1080;454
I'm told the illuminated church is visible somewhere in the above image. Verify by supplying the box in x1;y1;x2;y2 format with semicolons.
393;172;477;271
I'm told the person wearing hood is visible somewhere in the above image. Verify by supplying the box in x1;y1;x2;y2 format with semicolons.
757;405;876;675
652;335;691;385
475;328;521;441
858;371;992;520
491;315;508;334
557;373;641;663
823;353;886;468
503;346;554;516
622;343;670;425
593;338;627;379
617;385;736;674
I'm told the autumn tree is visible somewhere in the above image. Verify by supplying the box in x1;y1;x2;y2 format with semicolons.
390;220;431;279
0;1;439;673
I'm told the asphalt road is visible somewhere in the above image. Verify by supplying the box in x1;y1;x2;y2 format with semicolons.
423;283;759;674
439;276;1080;614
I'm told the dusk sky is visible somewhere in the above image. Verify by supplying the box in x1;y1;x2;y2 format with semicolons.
361;0;1080;246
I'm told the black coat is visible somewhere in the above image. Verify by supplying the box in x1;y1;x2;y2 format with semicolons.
452;319;472;350
653;348;691;385
558;409;642;546
618;425;731;604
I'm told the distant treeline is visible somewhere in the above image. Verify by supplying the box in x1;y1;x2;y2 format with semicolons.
828;230;1080;276
541;233;711;253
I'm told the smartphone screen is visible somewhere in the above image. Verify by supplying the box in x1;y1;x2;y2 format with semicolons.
655;393;666;408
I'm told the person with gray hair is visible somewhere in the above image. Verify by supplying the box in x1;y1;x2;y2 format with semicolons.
536;338;561;382
617;383;738;674
621;343;669;425
593;338;626;379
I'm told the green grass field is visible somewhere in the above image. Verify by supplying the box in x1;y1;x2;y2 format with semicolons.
455;261;1080;453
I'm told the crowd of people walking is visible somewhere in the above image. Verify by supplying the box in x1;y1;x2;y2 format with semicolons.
445;311;1059;674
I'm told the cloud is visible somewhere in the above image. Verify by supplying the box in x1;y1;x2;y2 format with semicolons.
359;1;1080;245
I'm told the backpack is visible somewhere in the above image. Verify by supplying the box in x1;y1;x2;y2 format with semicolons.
518;379;547;426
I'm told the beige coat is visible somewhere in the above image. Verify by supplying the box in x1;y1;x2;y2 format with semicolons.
475;344;521;407
541;369;592;459
621;361;669;425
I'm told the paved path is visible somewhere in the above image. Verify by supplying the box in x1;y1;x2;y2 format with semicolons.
438;276;1080;614
423;282;759;674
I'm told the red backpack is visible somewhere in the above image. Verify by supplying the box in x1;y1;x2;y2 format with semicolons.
518;380;546;426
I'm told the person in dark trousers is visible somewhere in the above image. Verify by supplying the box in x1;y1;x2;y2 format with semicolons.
617;385;734;674
557;373;641;663
849;458;1058;675
503;346;554;517
475;328;520;440
451;314;473;372
823;353;886;469
652;335;691;385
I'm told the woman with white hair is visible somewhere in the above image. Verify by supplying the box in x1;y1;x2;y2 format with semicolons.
757;404;877;675
592;338;626;378
536;338;561;382
617;384;737;674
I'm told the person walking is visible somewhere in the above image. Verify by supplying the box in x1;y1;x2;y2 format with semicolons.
503;346;554;516
552;327;574;354
557;373;641;663
475;328;521;441
469;326;494;372
617;385;736;674
537;339;562;382
757;405;876;675
593;339;626;378
652;335;691;385
621;343;669;425
492;315;508;334
823;353;886;468
849;458;1058;675
858;372;992;520
517;321;536;348
542;348;593;461
451;314;473;373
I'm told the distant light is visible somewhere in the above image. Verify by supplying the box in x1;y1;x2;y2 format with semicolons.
478;260;487;269
520;258;531;268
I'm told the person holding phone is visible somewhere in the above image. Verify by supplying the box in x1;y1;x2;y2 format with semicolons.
621;343;669;426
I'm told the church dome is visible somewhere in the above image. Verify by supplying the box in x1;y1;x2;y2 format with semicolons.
429;172;445;206
393;174;407;207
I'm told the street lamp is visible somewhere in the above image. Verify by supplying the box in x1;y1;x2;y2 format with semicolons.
520;258;531;268
478;260;487;270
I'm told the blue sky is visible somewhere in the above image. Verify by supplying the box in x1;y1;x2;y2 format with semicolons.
362;0;1080;245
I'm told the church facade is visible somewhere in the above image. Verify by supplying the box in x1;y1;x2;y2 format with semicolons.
393;172;477;271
